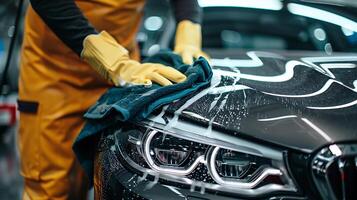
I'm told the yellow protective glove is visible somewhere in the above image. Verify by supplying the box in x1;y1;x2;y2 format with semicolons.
81;31;186;86
174;20;210;65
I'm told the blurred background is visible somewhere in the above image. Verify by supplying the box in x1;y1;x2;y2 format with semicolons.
0;0;356;199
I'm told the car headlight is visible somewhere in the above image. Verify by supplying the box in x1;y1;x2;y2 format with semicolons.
113;125;297;197
143;130;208;176
207;147;283;189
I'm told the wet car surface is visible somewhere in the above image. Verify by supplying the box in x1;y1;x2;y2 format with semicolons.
94;51;357;199
94;0;357;199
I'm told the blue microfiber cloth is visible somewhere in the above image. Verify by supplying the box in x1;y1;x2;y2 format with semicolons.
73;51;212;183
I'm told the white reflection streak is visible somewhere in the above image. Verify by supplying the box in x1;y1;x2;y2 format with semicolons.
198;0;283;10
211;51;284;68
213;55;357;101
258;115;298;122
163;185;186;198
181;111;210;122
320;63;356;78
288;3;357;32
209;85;252;95
320;63;356;69
165;75;222;129
138;172;148;182
144;174;159;190
211;52;263;67
301;56;357;78
307;99;357;110
214;60;305;82
319;63;356;79
329;144;342;156
263;79;357;98
301;118;332;142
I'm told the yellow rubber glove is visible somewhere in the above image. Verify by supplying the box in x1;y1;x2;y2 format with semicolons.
174;20;210;65
81;31;186;86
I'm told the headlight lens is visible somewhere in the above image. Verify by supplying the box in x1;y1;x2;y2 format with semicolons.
208;147;283;189
143;131;208;175
114;126;297;197
214;148;266;179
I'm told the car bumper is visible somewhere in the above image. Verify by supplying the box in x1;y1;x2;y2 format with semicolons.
93;124;308;200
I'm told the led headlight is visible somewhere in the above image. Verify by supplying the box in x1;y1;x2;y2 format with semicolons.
115;129;148;168
143;131;208;175
113;125;297;197
214;148;261;179
207;147;283;189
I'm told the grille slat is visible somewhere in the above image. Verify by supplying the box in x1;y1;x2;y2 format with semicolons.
312;144;357;200
338;157;357;200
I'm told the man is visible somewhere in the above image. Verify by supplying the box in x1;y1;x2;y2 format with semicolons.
17;0;207;199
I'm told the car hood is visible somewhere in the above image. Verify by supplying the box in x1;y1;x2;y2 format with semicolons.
147;51;357;153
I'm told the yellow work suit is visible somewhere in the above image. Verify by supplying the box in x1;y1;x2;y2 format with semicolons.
18;0;145;199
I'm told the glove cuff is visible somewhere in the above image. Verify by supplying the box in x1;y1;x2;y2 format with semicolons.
174;20;202;52
81;31;130;84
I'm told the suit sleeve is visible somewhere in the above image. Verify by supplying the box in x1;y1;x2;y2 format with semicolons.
29;0;97;55
170;0;202;24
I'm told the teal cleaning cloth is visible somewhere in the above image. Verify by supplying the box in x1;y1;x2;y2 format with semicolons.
73;51;212;183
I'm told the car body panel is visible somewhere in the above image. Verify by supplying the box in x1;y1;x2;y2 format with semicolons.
144;51;357;153
95;0;357;198
95;124;306;200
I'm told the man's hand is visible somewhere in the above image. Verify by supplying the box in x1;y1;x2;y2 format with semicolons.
81;31;186;86
174;20;209;65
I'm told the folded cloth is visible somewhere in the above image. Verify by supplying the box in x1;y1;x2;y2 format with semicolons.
73;51;212;184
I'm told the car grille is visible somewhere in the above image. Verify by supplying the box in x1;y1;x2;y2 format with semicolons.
312;144;357;200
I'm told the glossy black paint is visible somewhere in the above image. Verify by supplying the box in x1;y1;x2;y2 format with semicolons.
154;51;357;153
94;51;357;200
288;151;321;199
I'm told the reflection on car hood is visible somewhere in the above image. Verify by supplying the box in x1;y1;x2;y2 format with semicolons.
149;51;357;153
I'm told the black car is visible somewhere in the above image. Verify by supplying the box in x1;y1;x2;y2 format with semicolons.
94;1;357;199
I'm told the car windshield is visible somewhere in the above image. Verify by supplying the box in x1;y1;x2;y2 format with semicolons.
199;0;357;53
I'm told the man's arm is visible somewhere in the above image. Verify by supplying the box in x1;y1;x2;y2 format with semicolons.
30;0;203;56
170;0;208;65
170;0;202;24
29;0;97;55
29;0;187;86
